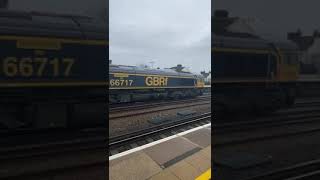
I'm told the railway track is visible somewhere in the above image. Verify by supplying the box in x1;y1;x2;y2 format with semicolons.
1;128;106;179
109;97;318;115
212;101;320;148
294;101;320;108
245;159;320;180
109;98;320;155
109;99;211;120
214;121;320;148
109;112;211;157
213;99;320;180
0;130;106;160
109;95;211;113
214;111;320;134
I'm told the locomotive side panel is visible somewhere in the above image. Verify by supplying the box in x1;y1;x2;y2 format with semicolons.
212;37;288;115
213;49;277;81
0;11;108;130
109;73;196;89
0;38;107;87
0;11;107;87
109;66;203;103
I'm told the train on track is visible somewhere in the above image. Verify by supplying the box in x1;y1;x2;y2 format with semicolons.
109;64;205;103
0;10;107;130
212;10;300;116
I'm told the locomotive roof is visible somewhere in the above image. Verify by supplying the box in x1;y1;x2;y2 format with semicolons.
212;34;272;50
0;10;107;40
213;34;298;51
273;40;299;51
110;64;196;77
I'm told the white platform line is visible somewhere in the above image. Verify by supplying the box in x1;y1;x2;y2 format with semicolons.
109;123;211;161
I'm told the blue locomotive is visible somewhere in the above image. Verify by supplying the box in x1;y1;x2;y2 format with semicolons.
212;10;300;116
109;64;205;103
0;10;107;129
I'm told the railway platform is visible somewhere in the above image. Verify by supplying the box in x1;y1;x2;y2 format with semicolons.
109;123;211;180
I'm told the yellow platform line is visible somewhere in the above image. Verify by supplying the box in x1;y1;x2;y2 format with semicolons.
195;168;211;180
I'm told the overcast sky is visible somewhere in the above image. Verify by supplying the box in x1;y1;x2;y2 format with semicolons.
213;0;320;41
110;0;211;73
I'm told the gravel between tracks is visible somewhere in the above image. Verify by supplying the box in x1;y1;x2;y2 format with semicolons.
109;102;211;137
109;100;210;119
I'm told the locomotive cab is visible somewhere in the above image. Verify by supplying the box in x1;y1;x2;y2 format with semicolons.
0;10;107;130
274;41;300;106
196;75;205;88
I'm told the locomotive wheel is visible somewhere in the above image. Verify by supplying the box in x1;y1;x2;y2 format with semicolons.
175;94;182;100
169;92;183;100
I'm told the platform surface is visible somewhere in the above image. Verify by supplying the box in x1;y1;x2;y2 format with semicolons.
109;124;211;180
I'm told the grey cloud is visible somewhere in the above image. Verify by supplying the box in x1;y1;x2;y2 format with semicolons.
110;0;211;73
